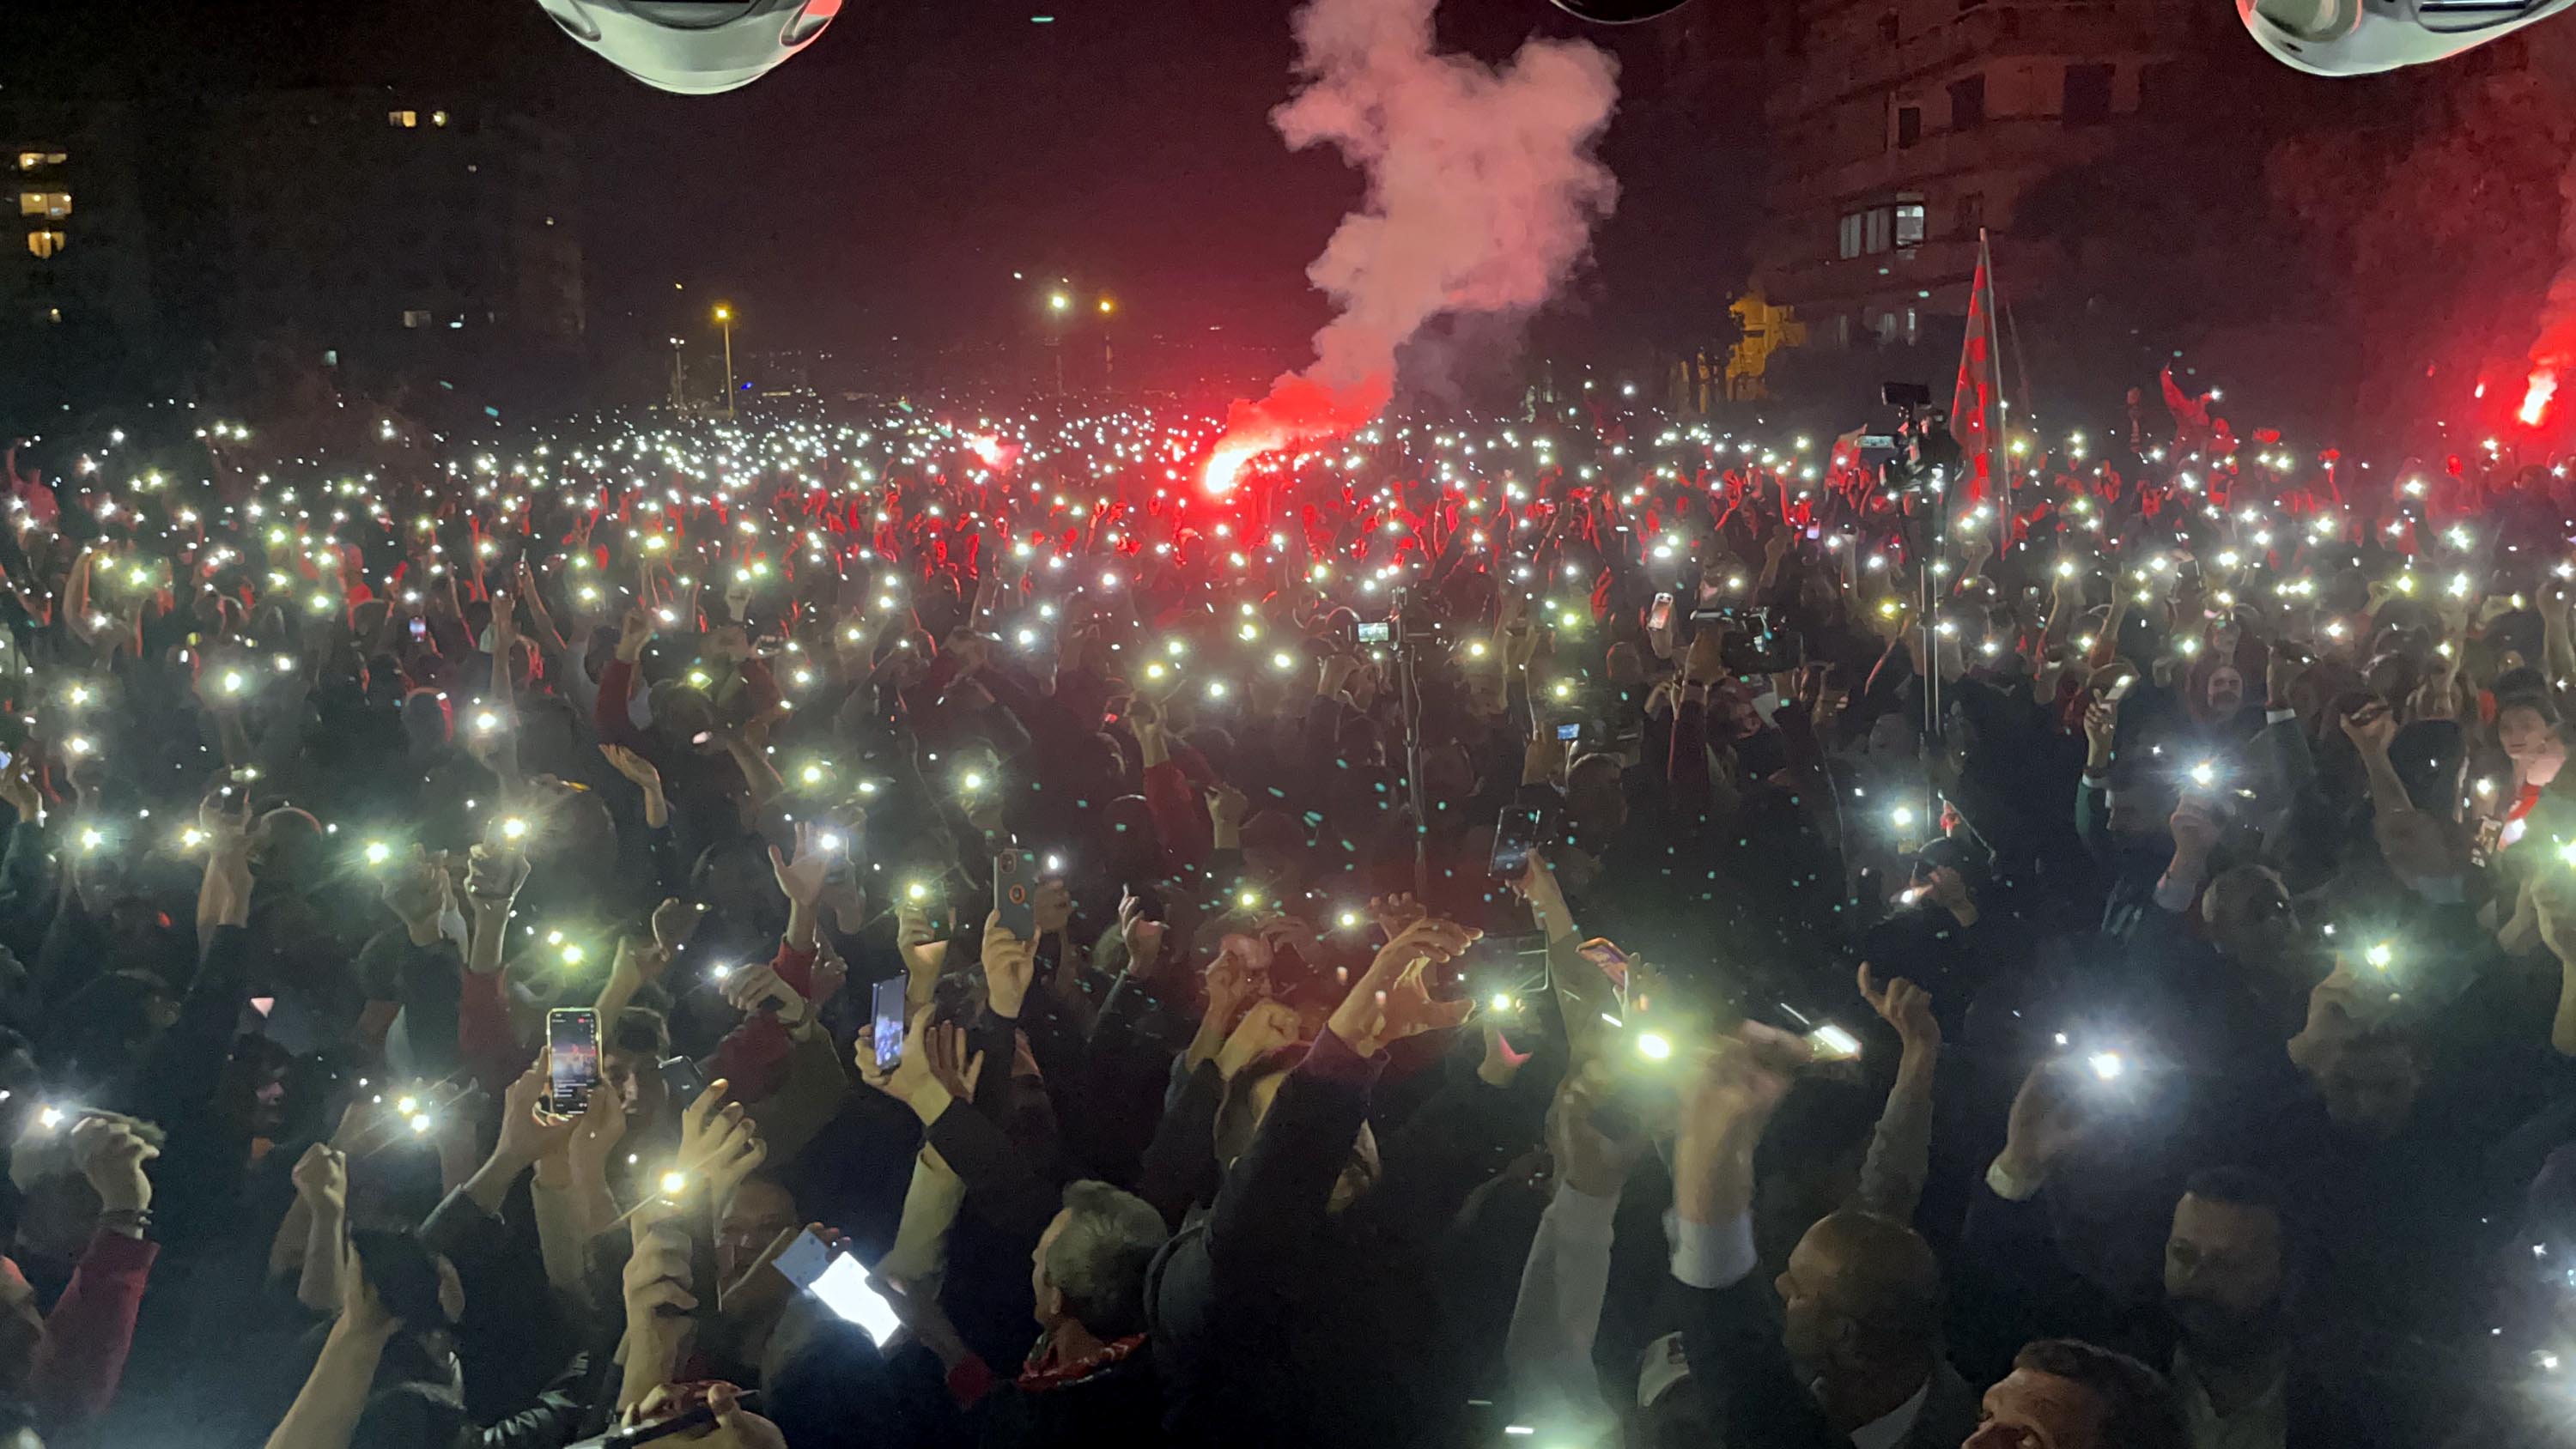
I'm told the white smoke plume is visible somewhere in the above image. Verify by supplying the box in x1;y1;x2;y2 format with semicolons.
1202;0;1620;492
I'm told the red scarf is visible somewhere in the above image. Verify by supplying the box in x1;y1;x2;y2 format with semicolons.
1018;1331;1146;1394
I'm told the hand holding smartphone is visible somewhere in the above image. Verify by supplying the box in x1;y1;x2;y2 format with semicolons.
772;1228;900;1346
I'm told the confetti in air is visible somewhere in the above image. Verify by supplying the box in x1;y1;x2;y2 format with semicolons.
1200;0;1621;496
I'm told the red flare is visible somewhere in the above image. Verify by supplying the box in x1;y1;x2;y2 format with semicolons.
2523;368;2557;428
1200;372;1393;496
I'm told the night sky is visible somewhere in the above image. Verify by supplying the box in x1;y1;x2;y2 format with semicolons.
27;1;1693;394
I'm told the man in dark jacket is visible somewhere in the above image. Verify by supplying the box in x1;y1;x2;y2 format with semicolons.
1668;1021;2187;1449
878;1179;1172;1449
1145;917;1520;1449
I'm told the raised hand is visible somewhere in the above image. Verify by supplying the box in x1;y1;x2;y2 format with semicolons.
616;608;657;663
650;896;708;956
1207;783;1250;834
857;1007;933;1105
290;1142;349;1212
2339;699;2396;755
1995;1059;2096;1188
720;961;813;1028
677;1079;766;1212
1326;916;1480;1056
380;845;449;936
980;910;1037;1020
764;826;836;919
495;1050;581;1167
1671;1022;1812;1225
70;1115;157;1216
1548;1061;1645;1199
1366;891;1427;935
599;743;664;795
920;1020;987;1105
1217;1000;1301;1079
1856;963;1940;1062
1117;889;1168;977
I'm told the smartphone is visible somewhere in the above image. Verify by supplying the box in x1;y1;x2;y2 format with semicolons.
1576;937;1631;992
1490;805;1543;877
409;618;428;641
994;847;1036;938
1647;593;1674;632
1554;722;1582;744
658;1055;708;1107
869;977;908;1070
806;1251;902;1347
546;1008;600;1113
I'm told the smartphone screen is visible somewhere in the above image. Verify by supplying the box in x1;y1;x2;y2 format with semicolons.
1648;593;1674;632
1356;620;1392;646
808;1253;902;1347
409;618;428;641
1489;806;1543;877
869;977;907;1070
658;1054;708;1107
994;848;1036;938
546;1008;600;1113
1554;722;1582;743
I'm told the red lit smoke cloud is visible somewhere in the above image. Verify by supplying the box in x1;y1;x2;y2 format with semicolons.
2524;158;2576;428
1201;0;1620;494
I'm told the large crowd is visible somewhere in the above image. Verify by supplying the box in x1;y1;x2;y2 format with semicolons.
0;385;2563;1449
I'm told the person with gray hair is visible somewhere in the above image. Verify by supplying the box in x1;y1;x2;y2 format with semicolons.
873;1180;1172;1449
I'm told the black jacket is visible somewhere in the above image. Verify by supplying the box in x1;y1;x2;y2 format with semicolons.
1145;1033;1522;1449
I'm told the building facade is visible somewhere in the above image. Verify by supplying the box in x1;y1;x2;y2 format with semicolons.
1747;0;2221;350
203;88;584;387
0;85;162;387
0;82;583;421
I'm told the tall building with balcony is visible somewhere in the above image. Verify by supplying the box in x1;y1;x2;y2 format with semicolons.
1747;0;2225;351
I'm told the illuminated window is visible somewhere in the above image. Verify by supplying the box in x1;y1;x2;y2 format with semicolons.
402;309;430;328
388;110;417;128
26;231;65;259
14;152;63;172
16;193;69;220
1895;202;1925;248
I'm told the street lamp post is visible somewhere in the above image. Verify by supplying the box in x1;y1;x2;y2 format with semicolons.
1047;292;1070;397
668;336;687;412
714;305;736;419
1097;296;1115;393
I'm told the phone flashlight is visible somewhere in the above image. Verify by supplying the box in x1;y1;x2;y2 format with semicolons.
1809;1024;1862;1060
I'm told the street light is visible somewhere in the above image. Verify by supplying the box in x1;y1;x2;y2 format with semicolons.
1097;297;1114;315
713;305;736;420
1048;293;1070;313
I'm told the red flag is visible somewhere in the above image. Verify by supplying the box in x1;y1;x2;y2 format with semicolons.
1950;232;2002;505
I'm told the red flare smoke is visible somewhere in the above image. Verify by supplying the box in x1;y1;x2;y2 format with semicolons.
2524;368;2558;428
1200;373;1393;496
